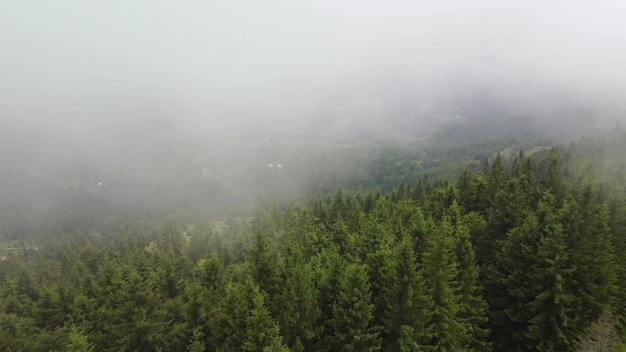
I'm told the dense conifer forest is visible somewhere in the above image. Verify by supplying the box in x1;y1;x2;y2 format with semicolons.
5;1;626;351
1;131;626;351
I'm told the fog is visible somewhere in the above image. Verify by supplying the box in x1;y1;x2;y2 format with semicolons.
2;1;626;235
5;1;626;129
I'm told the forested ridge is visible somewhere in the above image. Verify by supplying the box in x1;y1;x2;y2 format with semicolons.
1;133;626;351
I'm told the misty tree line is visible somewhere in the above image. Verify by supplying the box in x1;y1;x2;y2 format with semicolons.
1;140;626;351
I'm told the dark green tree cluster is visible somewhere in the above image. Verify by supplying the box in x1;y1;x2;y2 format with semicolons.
1;135;625;351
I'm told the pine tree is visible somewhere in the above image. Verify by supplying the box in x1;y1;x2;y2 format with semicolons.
187;226;212;262
157;218;186;256
244;294;287;352
488;193;579;351
487;212;542;351
360;212;396;336
449;202;491;351
427;184;460;221
607;187;626;331
330;263;380;352
457;168;488;214
538;148;565;199
310;248;344;351
486;153;506;204
182;282;215;347
211;277;287;352
197;252;225;290
275;242;320;350
34;283;73;331
249;231;280;300
562;185;618;333
423;217;465;351
413;174;432;206
381;234;432;351
187;328;206;352
210;280;251;352
526;193;576;351
67;325;94;352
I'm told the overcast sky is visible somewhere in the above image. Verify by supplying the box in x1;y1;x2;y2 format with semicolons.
3;0;626;139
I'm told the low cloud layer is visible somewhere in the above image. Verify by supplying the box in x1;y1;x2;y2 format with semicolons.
2;1;626;234
3;1;626;134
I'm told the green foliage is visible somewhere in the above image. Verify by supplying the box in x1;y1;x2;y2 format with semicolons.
0;132;625;351
450;203;491;351
67;325;94;352
330;263;380;352
211;277;287;352
423;216;466;351
187;328;207;352
275;242;320;350
526;193;576;351
381;234;432;351
248;231;280;299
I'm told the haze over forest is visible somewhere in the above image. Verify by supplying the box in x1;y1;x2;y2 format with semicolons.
4;2;626;351
2;1;626;229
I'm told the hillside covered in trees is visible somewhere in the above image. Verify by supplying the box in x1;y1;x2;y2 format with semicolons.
1;130;626;351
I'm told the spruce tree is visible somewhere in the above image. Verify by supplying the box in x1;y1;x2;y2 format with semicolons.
487;213;541;351
330;263;380;352
360;213;396;337
249;231;280;300
423;217;465;351
310;248;344;351
526;193;576;351
457;168;488;214
67;325;94;352
211;277;287;352
244;294;288;352
562;185;618;333
449;202;491;351
382;234;432;351
275;242;320;351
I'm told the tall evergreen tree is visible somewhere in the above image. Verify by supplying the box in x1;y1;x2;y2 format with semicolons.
561;185;618;333
489;193;577;351
526;193;576;351
330;263;380;352
275;242;320;351
211;277;287;352
66;325;94;352
249;231;280;300
381;234;432;351
244;293;289;352
487;212;541;351
457;168;488;214
449;202;491;351
360;213;396;336
423;217;465;351
310;248;345;351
